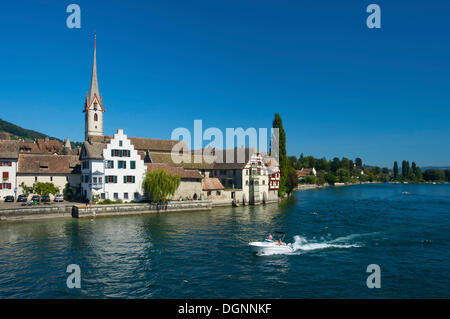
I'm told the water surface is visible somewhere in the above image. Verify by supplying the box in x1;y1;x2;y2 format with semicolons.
0;184;449;298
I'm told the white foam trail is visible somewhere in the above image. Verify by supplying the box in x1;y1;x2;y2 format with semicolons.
291;235;360;252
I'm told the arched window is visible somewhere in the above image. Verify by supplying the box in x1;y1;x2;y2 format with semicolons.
94;113;98;121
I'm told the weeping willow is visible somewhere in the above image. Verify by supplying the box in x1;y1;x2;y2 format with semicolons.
142;169;181;203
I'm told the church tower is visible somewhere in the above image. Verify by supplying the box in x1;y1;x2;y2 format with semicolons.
84;35;105;141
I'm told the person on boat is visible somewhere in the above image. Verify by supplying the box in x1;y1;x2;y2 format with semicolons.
267;234;273;241
276;239;282;246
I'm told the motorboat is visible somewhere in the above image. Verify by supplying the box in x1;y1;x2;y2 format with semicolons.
249;231;294;255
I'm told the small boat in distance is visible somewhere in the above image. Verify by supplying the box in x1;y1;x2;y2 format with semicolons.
249;231;294;255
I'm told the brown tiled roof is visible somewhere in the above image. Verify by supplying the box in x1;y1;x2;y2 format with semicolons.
212;148;257;170
18;154;81;174
148;152;215;169
0;140;20;159
202;177;224;190
17;139;63;154
129;137;186;152
80;141;105;160
145;163;202;179
0;132;11;140
296;168;313;177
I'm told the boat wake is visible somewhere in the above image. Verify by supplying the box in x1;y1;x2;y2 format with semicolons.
255;235;362;256
289;235;360;254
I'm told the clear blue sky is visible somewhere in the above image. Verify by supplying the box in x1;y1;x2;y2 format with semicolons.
0;0;449;167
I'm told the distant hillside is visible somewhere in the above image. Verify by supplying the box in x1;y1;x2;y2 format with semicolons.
421;166;450;171
0;118;60;141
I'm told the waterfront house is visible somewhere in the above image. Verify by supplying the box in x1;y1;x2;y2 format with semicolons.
16;154;81;199
80;129;147;202
0;140;19;199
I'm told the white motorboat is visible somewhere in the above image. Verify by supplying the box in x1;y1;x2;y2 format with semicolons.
249;232;294;255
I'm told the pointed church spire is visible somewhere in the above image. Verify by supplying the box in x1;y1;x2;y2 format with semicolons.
85;34;104;111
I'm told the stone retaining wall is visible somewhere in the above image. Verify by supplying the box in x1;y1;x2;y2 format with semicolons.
72;201;212;218
0;205;73;221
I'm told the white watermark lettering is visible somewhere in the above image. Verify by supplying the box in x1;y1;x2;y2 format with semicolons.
170;120;279;164
66;264;81;288
66;4;81;29
366;264;381;288
366;4;381;29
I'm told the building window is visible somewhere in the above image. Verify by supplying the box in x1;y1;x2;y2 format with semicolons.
207;191;211;196
105;160;114;169
124;193;128;200
2;172;8;179
245;180;249;186
246;170;249;175
35;176;37;182
82;161;89;169
123;176;135;184
106;176;117;183
134;192;139;200
114;193;118;200
101;193;105;200
130;161;136;169
118;161;127;169
94;113;98;121
119;141;123;147
50;176;53;182
216;191;221;195
1;183;11;189
262;180;265;185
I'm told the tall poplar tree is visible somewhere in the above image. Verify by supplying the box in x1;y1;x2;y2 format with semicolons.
393;161;399;180
272;113;288;196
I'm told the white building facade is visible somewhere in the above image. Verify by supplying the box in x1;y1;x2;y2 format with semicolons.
81;129;147;202
0;158;17;199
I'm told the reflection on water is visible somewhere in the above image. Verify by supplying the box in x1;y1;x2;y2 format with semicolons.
0;184;449;298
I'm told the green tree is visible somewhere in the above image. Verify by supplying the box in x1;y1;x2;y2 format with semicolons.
445;170;450;182
272;113;288;196
401;160;407;178
325;173;338;185
355;157;363;168
393;161;399;180
19;182;33;196
286;167;299;196
423;169;445;182
288;156;298;169
316;158;330;172
142;169;181;203
316;171;326;185
336;168;351;183
330;157;340;173
33;182;60;196
304;174;317;185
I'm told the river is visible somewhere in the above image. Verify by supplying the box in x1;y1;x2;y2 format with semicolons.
0;184;449;298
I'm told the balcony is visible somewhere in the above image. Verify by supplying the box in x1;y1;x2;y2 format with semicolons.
88;183;103;190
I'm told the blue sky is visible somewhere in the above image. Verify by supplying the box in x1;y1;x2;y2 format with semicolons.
0;0;449;167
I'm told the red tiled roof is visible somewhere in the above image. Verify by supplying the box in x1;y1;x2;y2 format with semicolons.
18;154;80;174
296;168;313;177
202;178;224;190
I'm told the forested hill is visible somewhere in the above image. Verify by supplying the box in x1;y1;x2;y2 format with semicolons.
0;118;59;141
